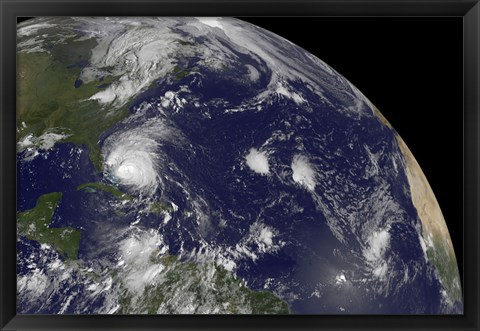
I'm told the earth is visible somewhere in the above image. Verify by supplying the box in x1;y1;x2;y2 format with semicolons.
16;17;463;314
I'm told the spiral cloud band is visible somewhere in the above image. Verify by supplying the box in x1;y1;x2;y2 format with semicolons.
104;133;160;194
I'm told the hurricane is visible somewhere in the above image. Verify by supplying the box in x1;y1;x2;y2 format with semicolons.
103;126;162;195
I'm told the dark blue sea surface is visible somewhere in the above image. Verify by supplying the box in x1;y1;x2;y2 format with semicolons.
17;143;98;212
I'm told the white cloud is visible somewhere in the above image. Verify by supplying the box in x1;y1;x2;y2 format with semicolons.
363;229;391;280
291;154;316;191
335;273;347;285
233;223;283;262
17;130;70;151
105;134;159;194
259;227;274;247
102;116;179;195
17;130;71;161
17;23;57;37
364;229;390;263
197;17;223;29
118;229;166;293
275;82;305;105
418;231;428;261
245;148;270;175
372;262;388;279
245;64;260;81
17;271;49;297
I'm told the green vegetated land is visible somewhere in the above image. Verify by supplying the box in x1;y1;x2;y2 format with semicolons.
16;37;197;171
149;201;174;215
17;192;81;260
117;253;290;314
16;37;129;171
172;66;191;80
426;237;463;304
77;182;132;201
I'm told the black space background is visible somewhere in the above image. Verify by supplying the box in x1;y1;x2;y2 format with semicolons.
17;17;464;285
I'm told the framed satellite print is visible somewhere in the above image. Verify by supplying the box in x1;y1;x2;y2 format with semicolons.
1;0;479;330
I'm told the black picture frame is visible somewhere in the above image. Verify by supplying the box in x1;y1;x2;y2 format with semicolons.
1;1;479;330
